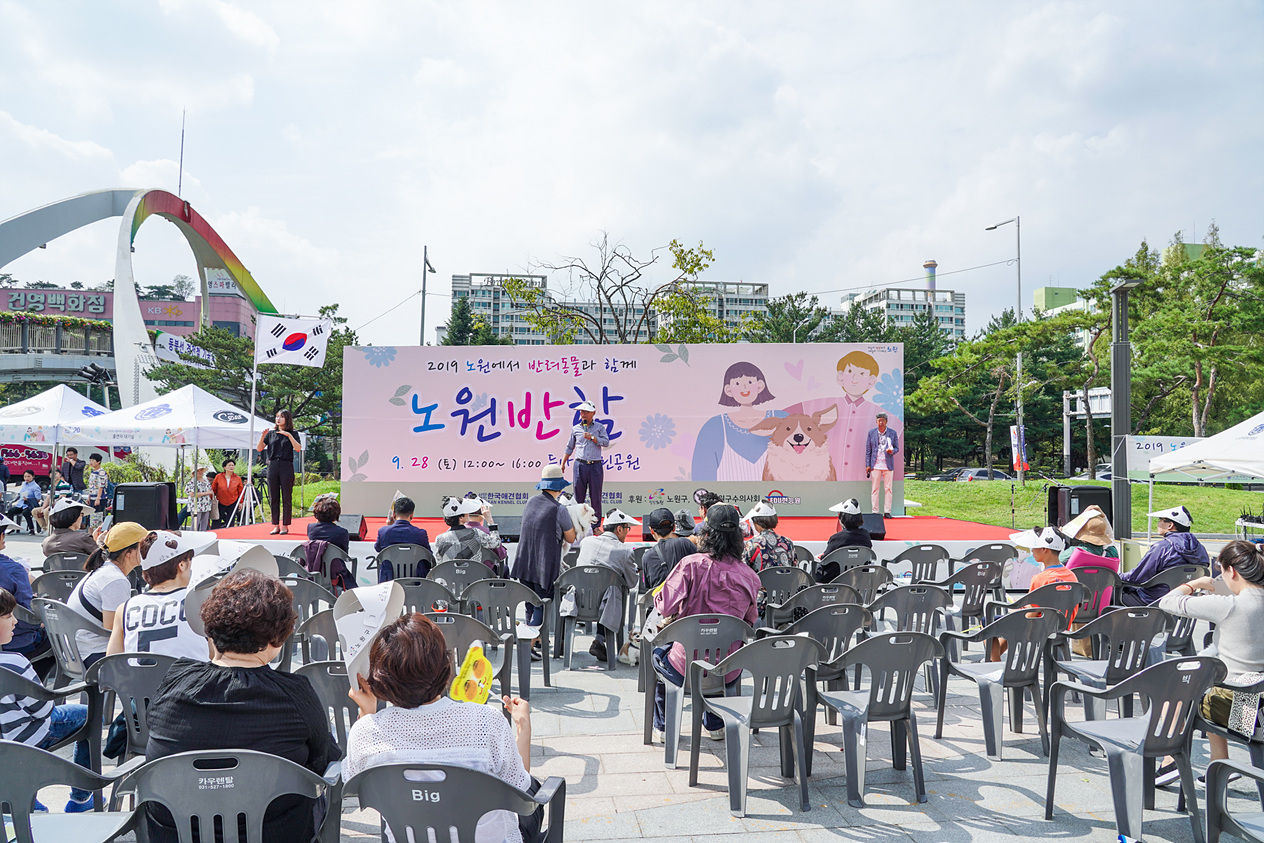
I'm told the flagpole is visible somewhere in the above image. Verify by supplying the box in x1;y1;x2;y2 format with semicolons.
245;351;259;526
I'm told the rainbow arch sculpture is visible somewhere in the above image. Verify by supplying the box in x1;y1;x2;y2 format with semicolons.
0;188;277;406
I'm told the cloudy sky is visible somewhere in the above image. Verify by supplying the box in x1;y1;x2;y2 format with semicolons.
1;1;1260;344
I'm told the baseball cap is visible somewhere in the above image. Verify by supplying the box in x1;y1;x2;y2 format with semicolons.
603;509;641;527
102;522;150;552
142;530;216;570
674;509;696;536
829;499;862;515
1148;505;1192;528
1008;527;1067;553
745;500;777;520
647;507;675;533
706;504;743;534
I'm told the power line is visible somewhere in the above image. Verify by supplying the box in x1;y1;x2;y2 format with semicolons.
811;259;1015;298
355;290;420;332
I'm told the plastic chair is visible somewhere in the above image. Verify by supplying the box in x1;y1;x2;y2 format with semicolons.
371;543;436;580
1069;564;1123;626
464;578;550;699
1195;675;1264;805
1044;605;1168;720
32;596;108;688
792;544;815;567
42;551;89;573
925;560;1002;654
805;632;944;806
0;742;136;843
686;635;823;817
1136;563;1208;601
884;544;950;583
294;658;358;842
273;554;313;582
936;607;1062;759
984;580;1091;629
758;604;871;720
345;762;566;843
764;584;862;629
1045;657;1227;843
865;585;953;696
815;545;878;581
396;577;457;615
112;748;336;843
85;652;179;761
1207;758;1264;843
830;564;893;604
551;566;625;671
32;569;87;603
959;542;1018;569
642;613;755;768
757;566;814;625
428;559;494;611
296;608;341;664
424;612;514;698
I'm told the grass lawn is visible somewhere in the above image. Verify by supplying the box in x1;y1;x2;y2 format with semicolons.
255;478;340;521
905;478;1261;534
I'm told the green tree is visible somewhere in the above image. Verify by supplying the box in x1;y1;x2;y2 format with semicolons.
24;280;57;290
172;274;196;300
470;317;513;346
441;297;475;346
741;292;828;343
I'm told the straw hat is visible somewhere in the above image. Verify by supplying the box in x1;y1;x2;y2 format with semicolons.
1063;504;1114;547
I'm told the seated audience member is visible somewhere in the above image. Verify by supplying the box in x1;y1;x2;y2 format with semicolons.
0;587;94;812
0;514;45;659
1153;540;1264;786
743;500;795;571
346;612;536;843
434;496;504;566
641;507;697;592
1057;504;1118;564
41;498;98;559
1120;505;1209;605
463;495;507;567
374;496;431;554
651;505;761;739
817;499;872;582
991;526;1076;660
307;494;350;553
210;459;245;528
107;531;211;660
573;509;640;662
144;569;340;843
66;522;148;668
7;471;42;534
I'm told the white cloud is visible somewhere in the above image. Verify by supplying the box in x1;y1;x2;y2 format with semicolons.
0;111;111;162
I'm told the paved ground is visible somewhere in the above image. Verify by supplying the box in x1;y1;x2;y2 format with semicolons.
10;530;1261;842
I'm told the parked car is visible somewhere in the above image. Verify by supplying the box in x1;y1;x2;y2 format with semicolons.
926;468;966;481
955;467;1013;481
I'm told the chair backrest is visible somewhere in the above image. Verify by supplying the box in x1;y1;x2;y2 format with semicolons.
885;544;950;583
396;577;456;616
963;543;1019;566
32;569;87;603
818;545;878;576
720;635;822;729
1072;605;1169;685
1162;609;1198;654
347;762;556;843
1069;565;1123;622
654;613;755;693
757;566;814;606
1128;657;1228;756
1006;580;1091;628
463;579;538;640
1139;564;1208;593
0;742;118;843
297;608;340;663
830;564;893;604
280;575;336;626
941;560;1002;614
118;749;327;843
42;551;89;573
428;559;494;601
836;632;943;721
295;660;358;752
320;543;358;582
86;652;179;757
778;583;863;616
792;544;815;565
423;612;504;671
377;543;437;580
866;584;953;635
779;604;870;662
552;566;623;623
976;608;1062;686
273;554;311;581
32;597;106;683
562;548;580;569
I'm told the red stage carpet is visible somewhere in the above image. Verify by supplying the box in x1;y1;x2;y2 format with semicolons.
212;515;1013;544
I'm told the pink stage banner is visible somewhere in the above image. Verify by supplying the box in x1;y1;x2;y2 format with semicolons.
342;342;904;515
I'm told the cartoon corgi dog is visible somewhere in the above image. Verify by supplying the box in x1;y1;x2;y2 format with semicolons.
750;407;839;481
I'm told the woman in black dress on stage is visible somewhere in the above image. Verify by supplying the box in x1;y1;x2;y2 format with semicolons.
257;409;301;535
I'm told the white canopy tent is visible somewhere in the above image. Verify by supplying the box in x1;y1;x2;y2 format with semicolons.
0;384;110;446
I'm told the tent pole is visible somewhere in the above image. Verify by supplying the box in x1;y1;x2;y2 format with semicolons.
1147;478;1153;541
245;354;259;526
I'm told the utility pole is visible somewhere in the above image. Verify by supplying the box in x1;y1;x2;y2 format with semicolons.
419;246;436;345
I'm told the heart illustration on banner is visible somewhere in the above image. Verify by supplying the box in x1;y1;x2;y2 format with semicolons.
784;360;805;381
806;376;819;390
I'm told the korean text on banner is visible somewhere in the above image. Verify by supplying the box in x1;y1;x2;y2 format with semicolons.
334;582;405;692
255;315;333;367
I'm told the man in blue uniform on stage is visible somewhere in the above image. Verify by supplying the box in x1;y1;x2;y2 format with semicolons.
562;400;610;527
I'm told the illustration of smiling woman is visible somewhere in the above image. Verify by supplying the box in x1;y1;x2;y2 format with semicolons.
691;362;784;481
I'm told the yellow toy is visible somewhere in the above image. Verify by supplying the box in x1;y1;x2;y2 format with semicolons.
449;644;494;704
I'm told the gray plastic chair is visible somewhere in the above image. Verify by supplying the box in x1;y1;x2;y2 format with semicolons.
1207;758;1264;843
396;577;457;615
345;762;566;843
277;576;337;672
113;748;336;843
32;569;87;603
429;559;494;611
294;658;358;843
315;543;358;592
1136;563;1208;601
757;566;814;626
273;553;313;582
805;632;944;806
296;608;341;664
1195;675;1264;806
815;545;878;582
1069;564;1123;626
830;564;893;604
937;607;1062;759
372;543;436;579
1044;605;1168;721
926;560;1002;655
0;742;136;843
959;542;1019;569
757;603;871;723
764;584;862;629
1046;657;1227;843
792;544;815;567
424;612;514;699
687;634;823;817
32;596;109;689
984;580;1091;629
42;551;89;572
642;613;755;769
464;578;550;699
865;584;953;696
85;652;179;761
552;566;625;671
884;544;950;583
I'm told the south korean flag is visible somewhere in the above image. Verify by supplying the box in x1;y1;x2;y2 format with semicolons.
254;314;334;368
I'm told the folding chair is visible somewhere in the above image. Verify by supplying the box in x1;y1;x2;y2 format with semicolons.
464;578;549;698
369;543;437;580
884;543;950;583
0;742;136;843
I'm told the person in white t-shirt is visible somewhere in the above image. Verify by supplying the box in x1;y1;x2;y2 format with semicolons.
107;530;213;661
65;522;148;667
864;412;900;517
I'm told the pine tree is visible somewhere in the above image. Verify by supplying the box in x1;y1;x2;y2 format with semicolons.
441;297;474;346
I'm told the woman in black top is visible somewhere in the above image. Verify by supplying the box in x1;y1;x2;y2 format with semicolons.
306;494;350;552
817;498;872;582
257;409;301;534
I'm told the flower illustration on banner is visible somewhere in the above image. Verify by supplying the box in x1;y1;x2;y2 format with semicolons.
873;368;904;421
470;392;490;412
638;413;676;450
361;347;397;368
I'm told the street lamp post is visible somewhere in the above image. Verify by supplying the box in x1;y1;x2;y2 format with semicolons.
419;246;437;346
986;216;1024;486
1110;278;1143;540
791;314;814;343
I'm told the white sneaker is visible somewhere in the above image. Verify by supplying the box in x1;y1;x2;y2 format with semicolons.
652;729;664;742
707;728;725;741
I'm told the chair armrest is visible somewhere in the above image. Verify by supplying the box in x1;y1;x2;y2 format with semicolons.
687;657;722;690
1220;675;1264;695
753;626;781;640
1049;678;1128;705
532;775;567;806
105;755;149;810
322;761;342;787
1207;758;1264;791
938;627;990;646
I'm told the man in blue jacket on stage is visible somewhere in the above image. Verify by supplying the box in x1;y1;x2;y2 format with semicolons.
864;413;899;518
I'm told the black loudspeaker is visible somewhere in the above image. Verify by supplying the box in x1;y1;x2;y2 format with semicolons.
861;513;887;541
337;514;368;541
113;482;178;530
1048;485;1112;528
494;515;523;543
